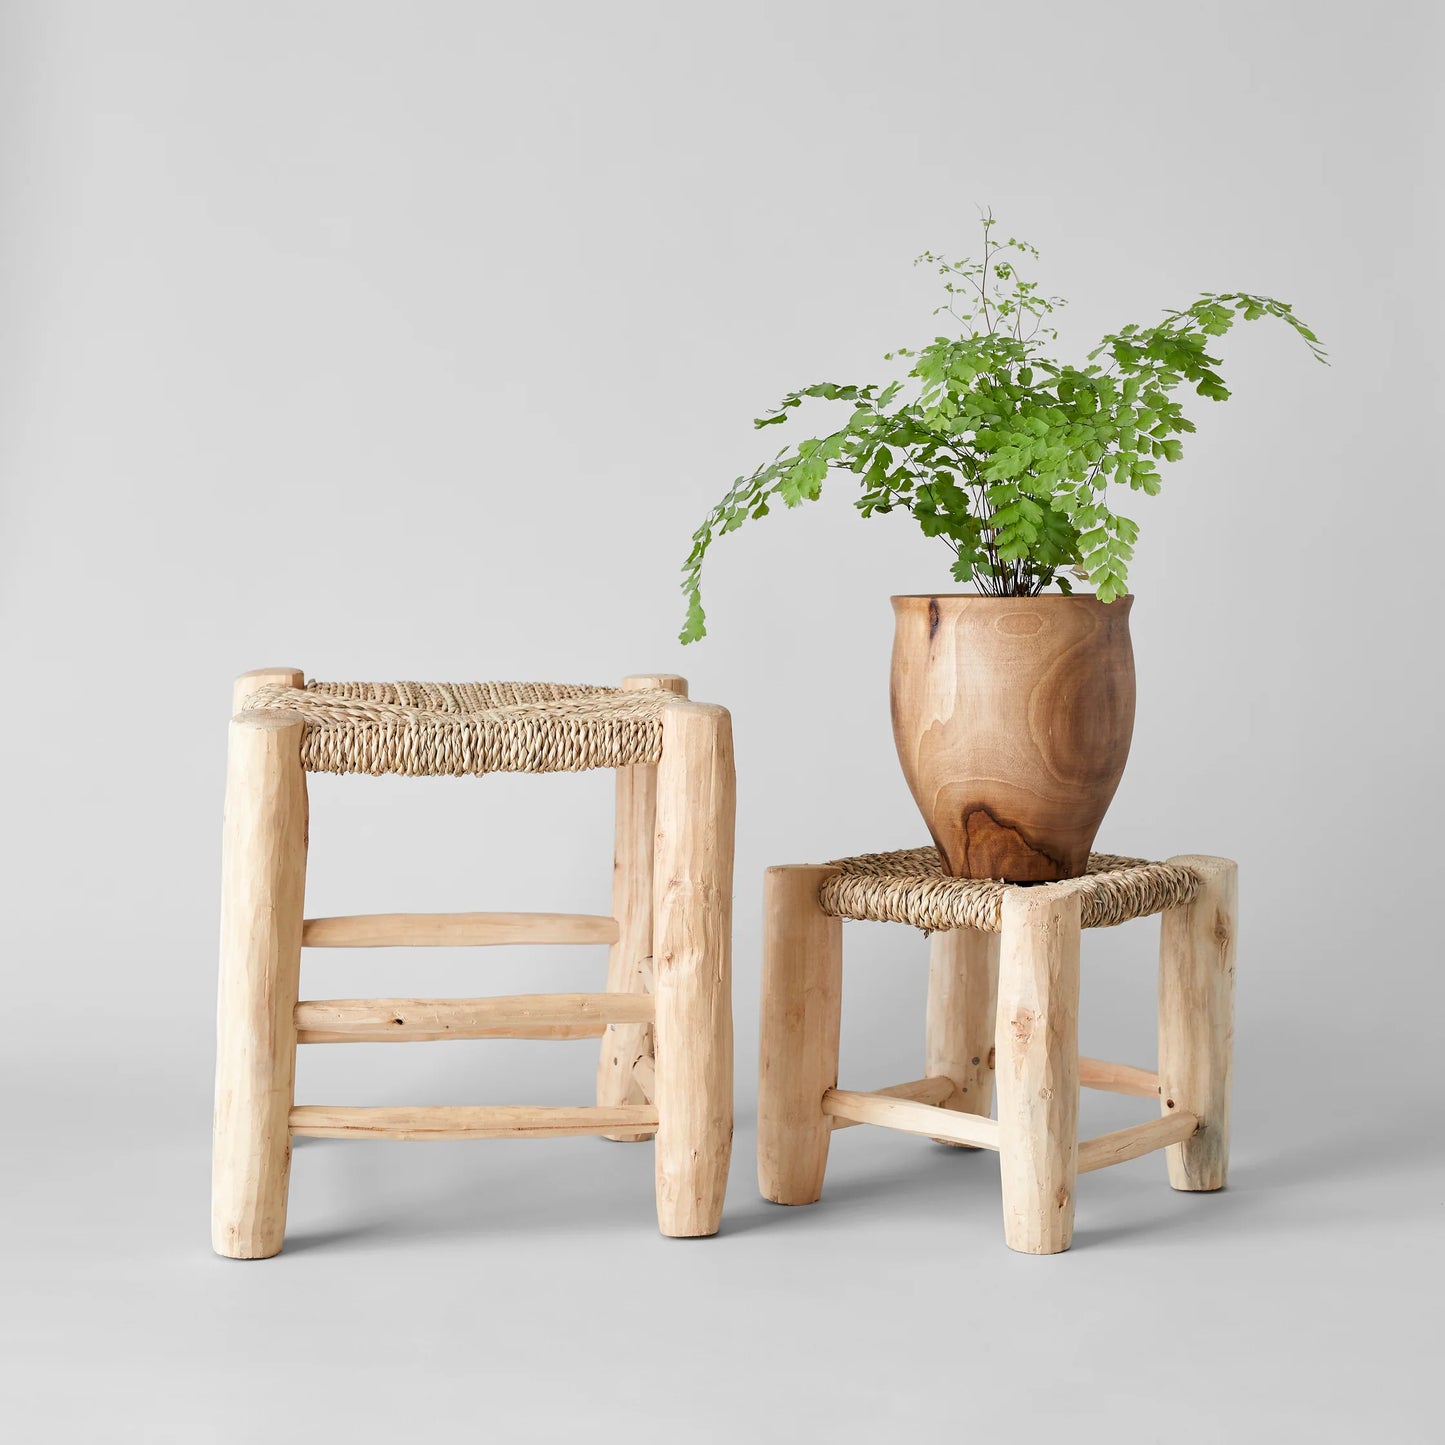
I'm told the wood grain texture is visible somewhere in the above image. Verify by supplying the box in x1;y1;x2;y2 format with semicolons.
1079;1056;1160;1098
301;912;619;948
925;927;999;1142
757;865;843;1205
289;1104;657;1141
212;706;308;1260
995;886;1082;1254
652;700;735;1237
890;595;1136;881
1078;1111;1199;1174
827;1075;957;1128
1158;855;1237;1191
821;1088;1001;1150
294;993;653;1043
598;674;688;1140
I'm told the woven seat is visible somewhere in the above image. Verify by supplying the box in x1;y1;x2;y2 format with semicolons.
214;666;736;1256
819;846;1201;933
239;680;674;777
761;844;1236;1254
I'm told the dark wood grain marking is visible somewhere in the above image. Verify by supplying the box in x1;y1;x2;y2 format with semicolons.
958;807;1070;882
890;594;1135;881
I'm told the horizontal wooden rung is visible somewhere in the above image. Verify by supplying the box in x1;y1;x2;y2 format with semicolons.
295;993;654;1044
828;1075;957;1130
1078;1110;1200;1174
301;912;620;948
1079;1056;1160;1098
289;1104;659;1141
822;1086;999;1150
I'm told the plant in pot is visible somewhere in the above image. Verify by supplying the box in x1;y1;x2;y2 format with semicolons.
680;214;1326;881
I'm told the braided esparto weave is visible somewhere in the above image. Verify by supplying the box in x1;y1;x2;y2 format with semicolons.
820;846;1200;933
238;680;673;776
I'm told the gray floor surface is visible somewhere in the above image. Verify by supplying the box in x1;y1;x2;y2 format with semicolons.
8;1079;1439;1443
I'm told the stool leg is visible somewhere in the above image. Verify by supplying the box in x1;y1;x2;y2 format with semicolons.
1158;855;1237;1191
212;708;308;1259
651;701;735;1237
597;674;688;1141
758;865;843;1204
995;888;1081;1255
925;927;999;1143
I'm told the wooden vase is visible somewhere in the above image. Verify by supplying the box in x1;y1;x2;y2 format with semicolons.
890;594;1136;882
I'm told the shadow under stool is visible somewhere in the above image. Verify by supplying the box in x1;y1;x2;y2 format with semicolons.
212;669;735;1259
757;848;1237;1254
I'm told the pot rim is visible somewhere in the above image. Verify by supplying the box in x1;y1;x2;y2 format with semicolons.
890;592;1134;603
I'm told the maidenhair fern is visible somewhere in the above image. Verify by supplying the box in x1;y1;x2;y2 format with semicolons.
680;213;1325;642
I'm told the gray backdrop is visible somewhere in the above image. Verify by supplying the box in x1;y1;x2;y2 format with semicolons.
4;1;1441;1440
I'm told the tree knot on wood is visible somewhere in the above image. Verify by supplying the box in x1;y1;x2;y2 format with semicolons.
959;809;1062;880
1212;910;1232;949
1009;1010;1036;1049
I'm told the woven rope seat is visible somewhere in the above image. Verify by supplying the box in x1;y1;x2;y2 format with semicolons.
819;846;1201;934
238;680;674;777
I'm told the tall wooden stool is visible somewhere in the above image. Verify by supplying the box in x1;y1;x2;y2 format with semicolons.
758;847;1236;1254
213;670;735;1258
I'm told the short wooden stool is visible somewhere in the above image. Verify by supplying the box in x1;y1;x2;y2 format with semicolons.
213;669;735;1258
758;847;1236;1254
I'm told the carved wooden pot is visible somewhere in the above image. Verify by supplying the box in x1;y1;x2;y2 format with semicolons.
890;594;1136;882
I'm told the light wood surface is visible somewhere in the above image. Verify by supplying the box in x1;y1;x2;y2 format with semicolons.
757;865;843;1204
828;1075;957;1129
925;927;999;1142
294;993;653;1043
631;1053;656;1102
821;1088;1001;1149
289;1104;658;1141
889;595;1136;880
1079;1056;1160;1098
211;669;738;1244
652;700;735;1237
995;886;1082;1254
1158;855;1237;1191
212;704;309;1260
301;912;619;948
598;674;688;1140
1077;1111;1199;1174
231;666;304;715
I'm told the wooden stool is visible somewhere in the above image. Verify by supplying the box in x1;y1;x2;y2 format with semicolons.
213;670;735;1258
757;847;1236;1254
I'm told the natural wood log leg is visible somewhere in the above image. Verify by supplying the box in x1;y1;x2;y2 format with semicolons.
651;701;735;1237
757;865;843;1204
231;666;304;714
1158;855;1237;1192
212;701;309;1259
995;887;1081;1255
597;674;687;1140
925;927;999;1144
